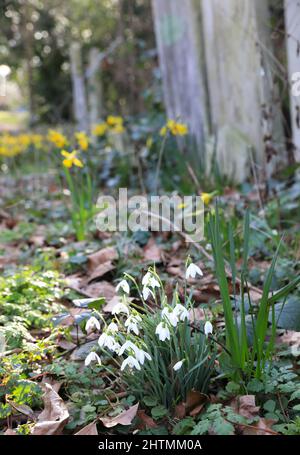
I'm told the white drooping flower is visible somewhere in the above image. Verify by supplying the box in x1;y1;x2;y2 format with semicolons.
162;307;178;327
107;321;118;333
173;304;190;322
112;302;130;315
142;272;160;289
185;263;203;280
115;279;130;294
85;351;101;367
118;340;140;357
204;321;213;337
125;314;142;335
98;333;118;351
85;316;101;332
142;286;152;301
121;355;141;371
135;349;152;365
173;360;184;371
155;322;171;341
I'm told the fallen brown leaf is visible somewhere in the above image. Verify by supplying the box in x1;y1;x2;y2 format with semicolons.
75;421;98;435
88;247;118;271
136;410;158;429
231;395;260;420
242;418;277;435
99;403;139;428
143;238;162;263
186;390;208;414
31;383;69;435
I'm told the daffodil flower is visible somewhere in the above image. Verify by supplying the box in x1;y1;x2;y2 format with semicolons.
111;302;130;315
85;316;100;332
173;360;185;371
92;122;108;137
115;279;130;294
185;263;203;280
120;356;141;371
61;150;83;168
85;351;101;367
201;192;215;206
204;321;213;337
75;131;89;151
155;322;171;341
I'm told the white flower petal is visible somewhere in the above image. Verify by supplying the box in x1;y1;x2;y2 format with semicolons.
173;360;184;371
116;279;130;294
85;352;101;367
185;263;203;280
204;321;213;336
85;316;100;332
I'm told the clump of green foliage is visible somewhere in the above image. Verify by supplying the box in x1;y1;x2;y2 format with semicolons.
0;268;65;349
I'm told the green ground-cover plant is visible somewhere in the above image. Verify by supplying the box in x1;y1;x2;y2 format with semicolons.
0;268;65;349
208;206;300;382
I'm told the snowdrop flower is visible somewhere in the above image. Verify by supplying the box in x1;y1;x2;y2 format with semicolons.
204;321;213;337
121;356;141;371
142;272;160;289
173;360;184;371
85;316;100;332
115;279;130;294
162;307;178;327
135;349;152;365
85;351;101;367
112;302;130;316
142;286;153;301
118;340;140;357
125;315;142;335
107;322;118;333
173;304;190;322
185;263;203;279
155;322;171;341
98;333;117;350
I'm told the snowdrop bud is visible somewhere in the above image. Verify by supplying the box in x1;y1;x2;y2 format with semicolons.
85;316;100;332
107;322;118;333
85;351;101;367
112;302;130;315
155;322;170;341
116;279;130;294
204;321;213;337
121;356;141;371
173;360;184;371
185;263;203;280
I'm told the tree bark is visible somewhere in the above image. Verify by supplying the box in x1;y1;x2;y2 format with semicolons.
70;42;88;131
285;0;300;162
87;47;104;127
201;0;285;182
152;0;209;148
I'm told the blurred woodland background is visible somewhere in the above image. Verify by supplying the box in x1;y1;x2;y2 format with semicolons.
0;0;300;184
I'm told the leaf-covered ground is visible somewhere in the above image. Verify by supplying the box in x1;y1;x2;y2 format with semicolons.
1;148;300;436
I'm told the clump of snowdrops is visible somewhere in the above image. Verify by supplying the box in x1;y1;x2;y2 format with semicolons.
84;264;215;409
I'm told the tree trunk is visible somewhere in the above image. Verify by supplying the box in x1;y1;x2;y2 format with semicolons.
70;42;88;132
201;0;285;182
87;47;104;128
152;0;209;148
285;0;300;162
